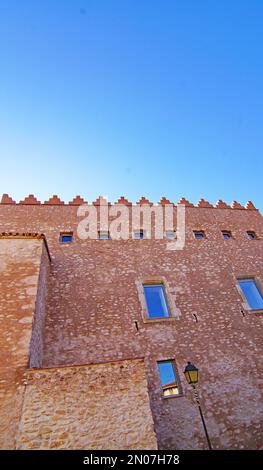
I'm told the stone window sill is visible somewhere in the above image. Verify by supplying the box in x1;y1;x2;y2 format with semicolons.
161;393;183;400
142;316;177;324
243;308;263;315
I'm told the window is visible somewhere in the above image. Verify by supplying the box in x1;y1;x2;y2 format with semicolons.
98;231;110;239
238;279;263;310
134;230;145;239
222;231;232;239
143;284;170;318
194;231;205;239
164;231;177;239
137;278;179;323
60;233;73;243
158;360;180;397
247;231;257;240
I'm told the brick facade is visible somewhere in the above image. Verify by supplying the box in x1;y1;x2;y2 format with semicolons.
0;195;262;449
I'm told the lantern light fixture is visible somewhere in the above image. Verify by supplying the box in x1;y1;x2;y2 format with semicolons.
184;361;199;386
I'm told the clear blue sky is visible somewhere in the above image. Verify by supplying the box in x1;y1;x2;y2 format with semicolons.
0;0;262;208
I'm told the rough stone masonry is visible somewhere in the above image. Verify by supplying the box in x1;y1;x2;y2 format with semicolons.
0;194;262;450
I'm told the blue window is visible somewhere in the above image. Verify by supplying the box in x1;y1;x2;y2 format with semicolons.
143;284;170;318
134;230;145;239
165;231;176;239
247;231;256;240
158;360;179;397
60;233;73;243
238;279;263;310
222;231;232;239
194;231;205;239
98;231;110;239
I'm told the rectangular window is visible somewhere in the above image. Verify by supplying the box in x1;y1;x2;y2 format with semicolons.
134;230;145;239
98;231;110;239
158;360;180;397
194;231;205;239
222;231;232;239
238;279;263;310
143;284;170;318
247;231;256;240
164;231;176;239
60;233;73;243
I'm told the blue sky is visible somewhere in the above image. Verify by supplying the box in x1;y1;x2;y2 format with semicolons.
0;0;262;208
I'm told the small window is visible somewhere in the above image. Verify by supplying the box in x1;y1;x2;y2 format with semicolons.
60;233;73;243
247;231;257;240
158;360;180;397
194;231;205;239
98;231;110;239
238;279;263;310
134;230;145;239
222;231;232;239
143;284;170;318
164;231;177;239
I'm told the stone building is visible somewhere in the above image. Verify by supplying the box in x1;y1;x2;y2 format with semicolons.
0;193;262;450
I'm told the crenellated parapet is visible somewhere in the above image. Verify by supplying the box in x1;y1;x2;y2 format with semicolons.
0;193;260;211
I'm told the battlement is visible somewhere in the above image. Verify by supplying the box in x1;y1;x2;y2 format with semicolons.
0;193;259;210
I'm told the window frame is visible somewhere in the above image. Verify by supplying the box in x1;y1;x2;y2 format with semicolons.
157;359;183;399
59;232;73;244
164;231;177;239
133;230;146;239
247;231;257;240
236;276;263;314
136;277;181;323
222;230;233;239
193;230;206;239
97;231;111;240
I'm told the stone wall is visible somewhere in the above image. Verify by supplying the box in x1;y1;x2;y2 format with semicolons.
0;236;50;449
16;359;157;450
29;241;50;368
